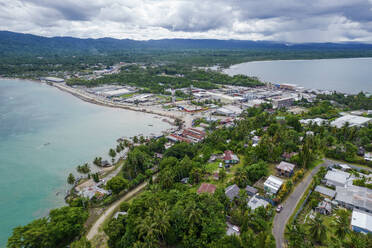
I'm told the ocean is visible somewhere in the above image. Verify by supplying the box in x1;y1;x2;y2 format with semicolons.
224;58;372;94
0;79;171;246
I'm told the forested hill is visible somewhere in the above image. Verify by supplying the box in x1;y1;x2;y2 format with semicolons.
2;30;372;56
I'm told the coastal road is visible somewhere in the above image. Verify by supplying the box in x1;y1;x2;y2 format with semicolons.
272;160;332;248
86;175;155;241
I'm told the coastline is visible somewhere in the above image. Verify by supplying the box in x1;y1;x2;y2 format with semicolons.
0;76;181;128
52;82;179;123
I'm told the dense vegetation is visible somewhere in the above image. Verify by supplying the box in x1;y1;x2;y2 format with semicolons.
67;64;264;93
3;31;372;77
6;88;372;247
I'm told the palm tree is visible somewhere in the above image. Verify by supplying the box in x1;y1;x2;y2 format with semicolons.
332;209;350;240
109;148;116;164
285;223;306;247
185;201;202;229
343;232;367;248
136;215;160;246
152;204;170;241
67;173;75;185
308;213;327;245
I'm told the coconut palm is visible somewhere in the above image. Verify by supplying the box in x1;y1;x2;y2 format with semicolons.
332;209;350;240
307;213;327;244
343;232;368;248
136;215;160;246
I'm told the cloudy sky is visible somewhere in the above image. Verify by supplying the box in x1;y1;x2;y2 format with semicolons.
1;0;372;43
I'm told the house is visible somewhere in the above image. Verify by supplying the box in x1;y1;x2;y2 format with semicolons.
247;195;270;210
331;115;372;128
79;186;111;200
113;211;127;219
276;161;296;177
226;222;240;236
225;184;240;201
300;118;327;126
335;185;372;213
181;177;189;184
224;150;239;164
197;183;217;194
338;164;351;171
101;160;111;167
154;153;163;159
365;152;372;162
282;152;297;161
316;200;332;215
245;185;258;196
351;210;372;234
264;175;284;194
324;169;353;187
252;136;260;146
314;185;336;199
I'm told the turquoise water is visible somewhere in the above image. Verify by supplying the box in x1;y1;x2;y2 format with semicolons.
225;58;372;94
0;79;171;246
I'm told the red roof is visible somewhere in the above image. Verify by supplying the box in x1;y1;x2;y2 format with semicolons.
224;150;234;160
197;183;216;194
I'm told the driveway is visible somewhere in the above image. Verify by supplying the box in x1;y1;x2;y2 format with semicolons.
272;160;332;248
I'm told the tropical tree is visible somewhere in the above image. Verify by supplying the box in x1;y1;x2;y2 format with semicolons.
76;163;90;174
106;176;128;194
67;173;75;185
93;157;102;166
332;209;350;240
307;213;327;244
109;148;117;164
70;237;91;248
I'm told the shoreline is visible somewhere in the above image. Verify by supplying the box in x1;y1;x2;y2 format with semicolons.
0;76;182;127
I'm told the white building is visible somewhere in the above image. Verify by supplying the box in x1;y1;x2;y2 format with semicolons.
331;115;372;128
324;169;353;187
215;105;243;117
247;195;270;210
42;77;64;83
300;118;327;126
264;175;284;194
351;210;372;234
335;185;372;213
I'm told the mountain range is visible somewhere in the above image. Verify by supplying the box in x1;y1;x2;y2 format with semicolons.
1;31;372;57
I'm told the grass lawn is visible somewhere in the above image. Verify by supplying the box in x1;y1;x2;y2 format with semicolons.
205;161;220;173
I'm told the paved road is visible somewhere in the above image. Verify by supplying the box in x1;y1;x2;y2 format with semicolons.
272;160;332;248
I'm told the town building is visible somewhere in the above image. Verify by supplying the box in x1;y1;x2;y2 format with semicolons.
215;105;243;117
223;150;239;164
365;152;372;162
276;161;296;177
314;185;336;199
225;184;240;201
245;185;258;196
247;195;270;210
335;185;372;213
331;115;372;128
226;222;240;236
42;77;65;83
316;200;333;215
79;186;111;200
272;97;294;109
300;118;327;126
351;210;372;234
324;169;353;187
264;175;284;194
197;183;217;194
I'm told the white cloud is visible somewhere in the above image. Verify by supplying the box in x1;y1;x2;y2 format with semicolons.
0;0;372;42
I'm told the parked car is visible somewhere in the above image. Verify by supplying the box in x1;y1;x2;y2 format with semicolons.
276;205;283;213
